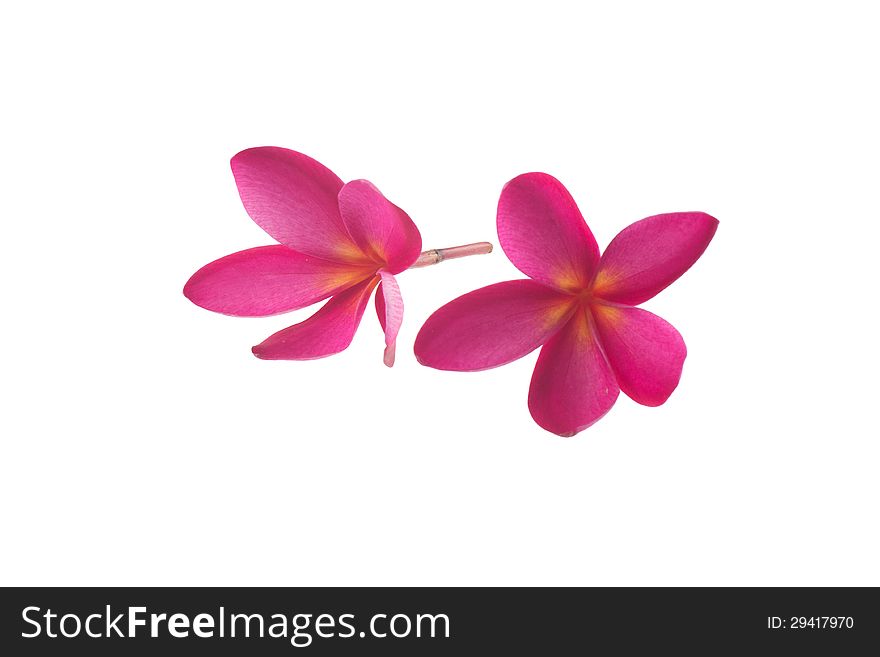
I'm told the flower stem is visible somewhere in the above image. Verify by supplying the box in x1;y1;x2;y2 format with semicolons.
409;241;494;268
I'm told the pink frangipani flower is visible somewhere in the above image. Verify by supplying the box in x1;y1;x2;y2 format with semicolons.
415;172;718;436
185;147;490;366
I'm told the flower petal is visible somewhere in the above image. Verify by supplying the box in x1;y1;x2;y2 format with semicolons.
528;309;620;436
375;282;387;332
252;277;377;360
497;172;600;291
375;271;404;367
337;179;422;274
592;304;686;407
230;147;364;262
184;246;375;317
414;280;575;372
592;212;719;305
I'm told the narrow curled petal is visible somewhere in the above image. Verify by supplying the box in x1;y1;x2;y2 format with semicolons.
528;309;620;436
497;173;600;291
183;246;374;317
230;147;364;262
375;282;387;332
252;277;377;360
592;304;687;407
375;271;404;367
338;180;422;273
592;212;719;305
415;280;575;372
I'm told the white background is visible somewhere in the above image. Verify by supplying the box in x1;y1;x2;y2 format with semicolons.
2;1;878;586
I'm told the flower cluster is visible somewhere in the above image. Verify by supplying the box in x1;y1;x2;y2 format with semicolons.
185;150;717;435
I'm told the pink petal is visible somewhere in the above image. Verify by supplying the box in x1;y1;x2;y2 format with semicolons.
230;147;365;263
592;304;686;406
252;277;377;360
375;282;387;332
528;309;620;436
414;280;575;372
592;212;719;305
497;173;600;291
184;246;375;317
375;271;404;367
337;180;422;274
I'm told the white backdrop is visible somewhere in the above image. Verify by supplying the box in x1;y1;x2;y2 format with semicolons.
2;1;877;586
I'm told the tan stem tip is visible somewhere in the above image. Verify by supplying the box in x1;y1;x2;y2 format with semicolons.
410;241;494;268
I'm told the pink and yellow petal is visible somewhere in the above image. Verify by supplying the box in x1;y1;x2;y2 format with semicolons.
230;147;365;263
528;309;620;436
252;277;378;360
592;212;718;305
591;303;686;407
415;280;576;372
183;245;375;317
497;173;600;291
338;179;422;274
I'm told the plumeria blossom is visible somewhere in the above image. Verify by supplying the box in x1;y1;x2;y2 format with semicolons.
184;147;424;366
415;172;718;436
